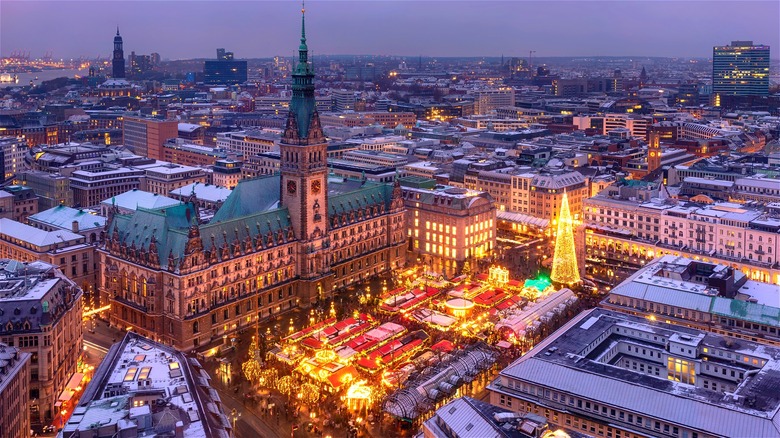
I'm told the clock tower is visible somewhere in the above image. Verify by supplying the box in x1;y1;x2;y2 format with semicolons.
280;5;331;304
647;130;661;172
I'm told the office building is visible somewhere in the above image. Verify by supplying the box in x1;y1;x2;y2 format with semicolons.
468;88;516;115
61;332;230;438
318;111;416;129
139;162;208;196
128;51;153;78
583;181;780;286
70;166;145;208
332;89;356;112
2;185;39;223
98;188;180;216
713;41;770;96
100;9;406;351
169;182;233;210
216;129;280;157
464;167;588;222
111;28;125;79
602;255;780;346
24;142;111;173
162;139;230;168
401;177;495;270
18;171;72;210
0;136;27;180
211;159;242;189
122;116;179;160
0;260;83;424
0;217;97;299
489;308;780;438
204;48;247;84
572;114;651;140
0;343;31;438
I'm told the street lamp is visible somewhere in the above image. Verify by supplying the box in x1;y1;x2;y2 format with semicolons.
230;408;241;436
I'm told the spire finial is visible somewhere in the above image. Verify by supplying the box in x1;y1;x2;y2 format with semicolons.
117;26;120;36
301;1;306;43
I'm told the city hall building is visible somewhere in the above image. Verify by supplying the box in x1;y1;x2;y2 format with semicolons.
100;11;406;351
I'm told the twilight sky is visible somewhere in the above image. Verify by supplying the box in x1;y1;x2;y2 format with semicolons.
1;0;778;60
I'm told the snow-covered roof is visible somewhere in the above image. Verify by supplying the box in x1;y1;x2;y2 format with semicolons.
101;189;181;212
0;218;84;247
170;183;233;203
178;123;202;133
492;309;780;438
29;205;106;231
68;332;229;438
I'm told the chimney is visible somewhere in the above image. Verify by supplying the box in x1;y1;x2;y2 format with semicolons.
175;420;185;438
72;220;79;233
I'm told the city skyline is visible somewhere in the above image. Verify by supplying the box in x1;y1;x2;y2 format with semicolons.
1;0;779;60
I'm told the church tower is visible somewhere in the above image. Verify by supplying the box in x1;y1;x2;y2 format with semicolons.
112;27;125;78
647;130;661;172
280;5;331;304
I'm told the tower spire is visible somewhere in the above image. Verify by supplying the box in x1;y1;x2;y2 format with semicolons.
117;26;120;36
301;1;306;44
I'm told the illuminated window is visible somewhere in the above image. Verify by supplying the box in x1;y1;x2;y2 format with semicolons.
667;357;695;385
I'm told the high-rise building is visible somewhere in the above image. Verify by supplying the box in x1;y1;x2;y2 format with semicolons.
122;116;178;160
111;27;125;79
204;48;247;84
332;89;356;112
128;51;153;78
468;87;516;115
0;343;31;438
0;136;27;180
712;40;770;96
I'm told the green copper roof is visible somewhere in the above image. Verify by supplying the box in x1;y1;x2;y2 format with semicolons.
711;297;780;328
328;179;393;216
109;203;196;269
287;4;317;140
211;175;281;223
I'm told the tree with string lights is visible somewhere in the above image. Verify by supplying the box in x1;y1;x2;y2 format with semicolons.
551;190;581;286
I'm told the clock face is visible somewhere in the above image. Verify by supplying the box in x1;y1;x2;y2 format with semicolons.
287;180;297;194
311;180;321;194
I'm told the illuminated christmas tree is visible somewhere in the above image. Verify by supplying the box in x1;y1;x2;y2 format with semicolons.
551;191;581;286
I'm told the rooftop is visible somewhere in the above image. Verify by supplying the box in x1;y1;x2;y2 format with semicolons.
604;255;780;328
423;396;588;438
493;308;780;438
28;205;106;231
65;332;229;438
102;189;182;212
0;259;81;332
169;183;232;204
0;218;85;247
